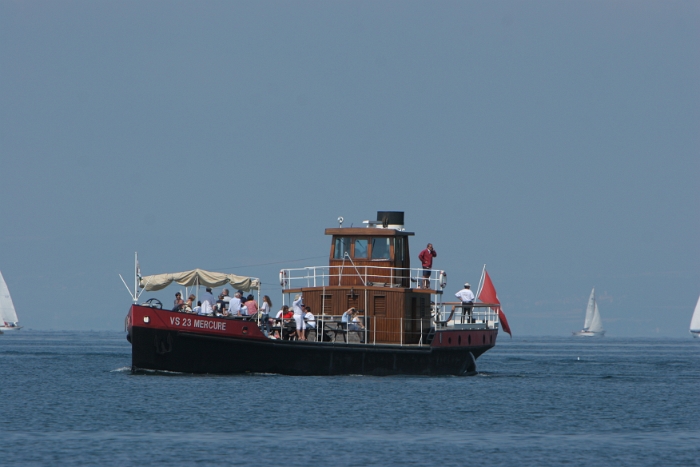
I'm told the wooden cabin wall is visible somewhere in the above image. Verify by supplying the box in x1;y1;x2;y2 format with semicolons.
294;287;431;344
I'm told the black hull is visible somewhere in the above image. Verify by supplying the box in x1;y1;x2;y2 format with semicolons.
131;326;489;376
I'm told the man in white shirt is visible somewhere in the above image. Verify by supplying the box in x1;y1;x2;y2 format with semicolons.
200;287;216;309
228;292;242;316
455;283;475;323
199;300;213;316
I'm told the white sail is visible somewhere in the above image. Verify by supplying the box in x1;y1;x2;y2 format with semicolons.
0;271;19;324
583;288;595;330
690;295;700;333
588;300;604;333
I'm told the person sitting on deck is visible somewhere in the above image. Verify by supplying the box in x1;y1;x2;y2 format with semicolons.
192;301;202;314
228;292;242;316
201;287;216;309
341;308;356;327
351;309;366;343
215;293;227;313
304;306;316;339
199;298;213;316
172;292;184;312
184;294;196;313
274;305;294;339
221;289;231;305
276;305;294;321
350;309;365;332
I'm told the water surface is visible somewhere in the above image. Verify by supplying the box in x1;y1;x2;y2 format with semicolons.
1;332;698;466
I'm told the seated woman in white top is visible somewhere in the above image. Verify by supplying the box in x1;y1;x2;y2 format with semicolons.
304;307;316;329
304;306;316;340
349;310;365;331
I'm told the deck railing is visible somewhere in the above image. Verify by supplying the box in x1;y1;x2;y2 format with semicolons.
280;265;447;291
432;303;500;329
267;306;500;346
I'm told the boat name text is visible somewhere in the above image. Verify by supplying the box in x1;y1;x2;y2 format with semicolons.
169;316;227;331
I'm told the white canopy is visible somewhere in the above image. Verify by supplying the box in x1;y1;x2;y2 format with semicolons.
139;268;260;292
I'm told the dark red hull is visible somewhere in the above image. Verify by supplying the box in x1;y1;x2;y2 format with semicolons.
127;305;497;376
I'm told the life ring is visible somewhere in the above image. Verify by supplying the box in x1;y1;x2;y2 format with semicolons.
438;271;447;289
279;270;287;287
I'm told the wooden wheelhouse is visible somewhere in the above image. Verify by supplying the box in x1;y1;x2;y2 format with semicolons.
283;212;436;345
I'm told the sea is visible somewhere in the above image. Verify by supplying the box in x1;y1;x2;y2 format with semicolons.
1;332;698;466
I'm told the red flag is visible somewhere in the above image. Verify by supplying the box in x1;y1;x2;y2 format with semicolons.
478;270;512;337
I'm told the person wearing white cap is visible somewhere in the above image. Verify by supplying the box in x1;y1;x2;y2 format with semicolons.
455;283;475;323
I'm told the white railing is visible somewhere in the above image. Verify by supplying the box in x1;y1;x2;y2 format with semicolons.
279;265;447;292
432;303;500;329
266;310;499;346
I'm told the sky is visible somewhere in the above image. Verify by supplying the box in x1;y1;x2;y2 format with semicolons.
1;1;698;336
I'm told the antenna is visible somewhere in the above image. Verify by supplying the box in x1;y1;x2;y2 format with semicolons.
338;216;344;228
119;252;140;302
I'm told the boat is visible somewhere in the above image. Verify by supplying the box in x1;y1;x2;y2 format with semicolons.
572;287;605;337
0;271;22;332
690;295;700;338
126;211;504;376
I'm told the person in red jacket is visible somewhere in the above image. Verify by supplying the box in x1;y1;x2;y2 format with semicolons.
418;243;437;289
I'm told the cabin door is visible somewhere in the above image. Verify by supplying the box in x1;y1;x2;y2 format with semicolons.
393;237;410;288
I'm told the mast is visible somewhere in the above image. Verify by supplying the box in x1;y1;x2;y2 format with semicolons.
134;252;139;303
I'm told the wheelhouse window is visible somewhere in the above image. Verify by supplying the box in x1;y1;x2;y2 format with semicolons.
334;237;351;259
371;238;391;259
354;238;368;259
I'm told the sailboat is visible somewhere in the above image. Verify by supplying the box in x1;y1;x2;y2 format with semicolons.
0;271;21;332
573;288;605;337
690;295;700;338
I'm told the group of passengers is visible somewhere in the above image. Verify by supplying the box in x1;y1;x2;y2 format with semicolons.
171;290;373;342
269;299;315;341
170;289;317;340
172;288;260;318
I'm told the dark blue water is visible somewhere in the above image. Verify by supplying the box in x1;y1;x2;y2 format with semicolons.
1;332;698;466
